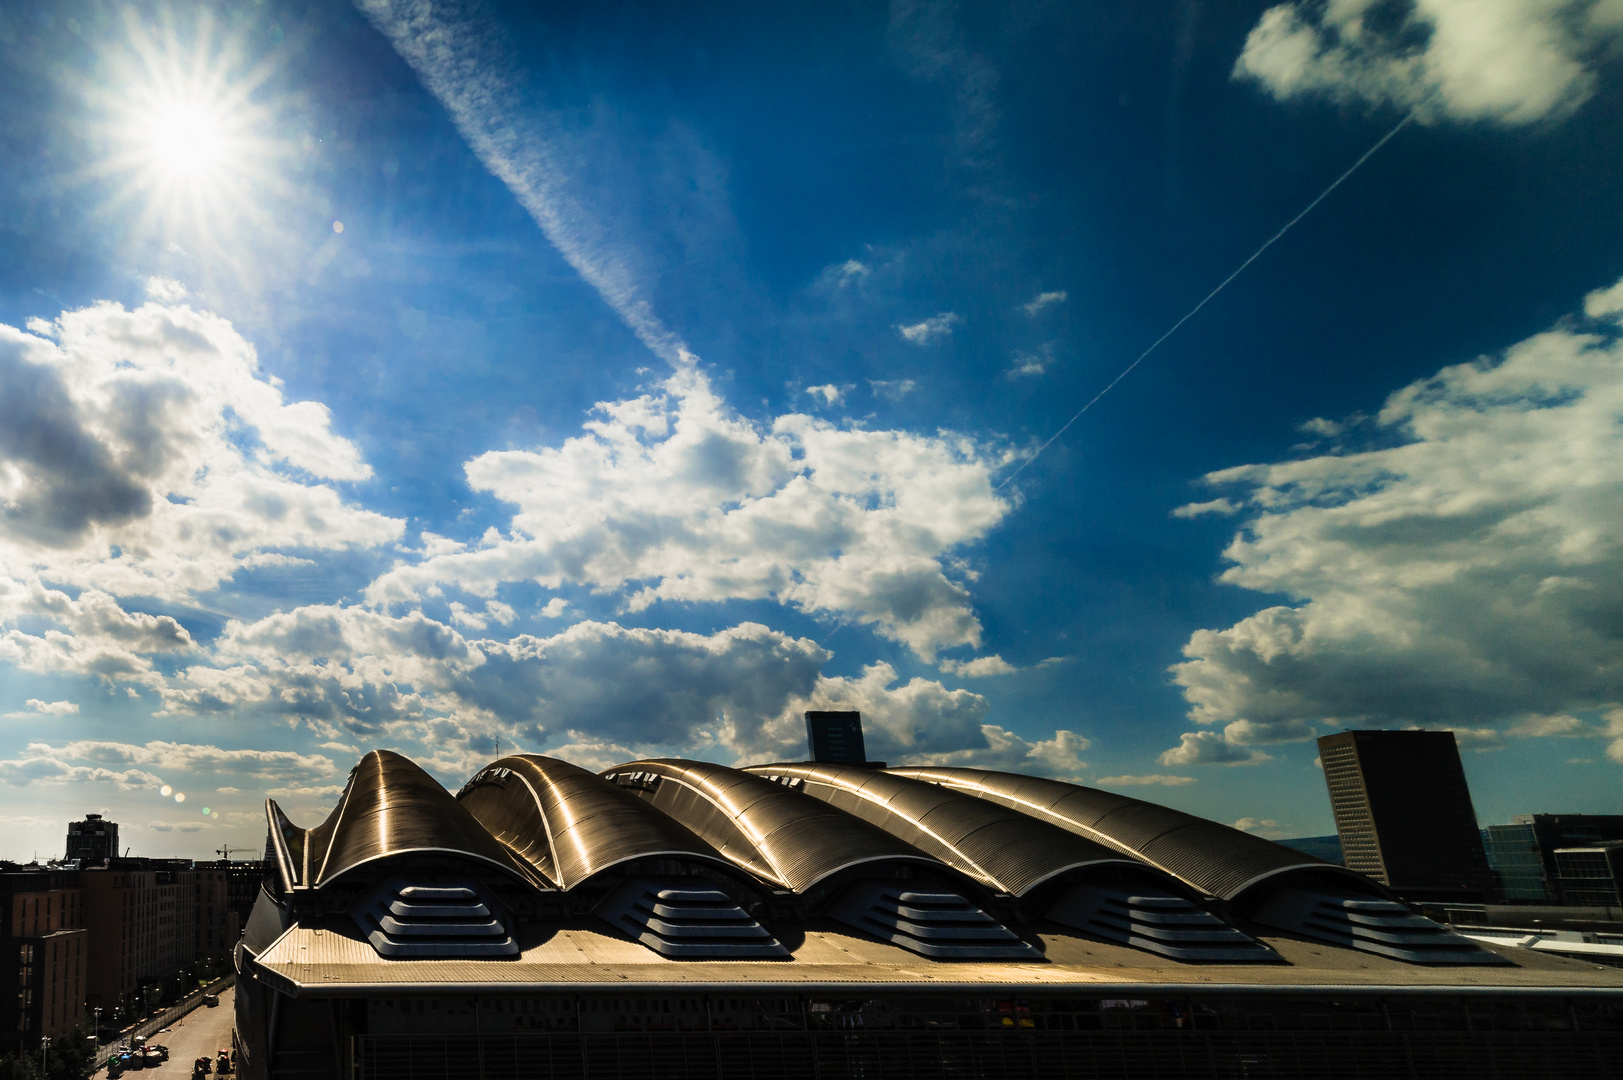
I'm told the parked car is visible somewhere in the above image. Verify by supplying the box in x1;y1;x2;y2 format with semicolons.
202;993;220;1007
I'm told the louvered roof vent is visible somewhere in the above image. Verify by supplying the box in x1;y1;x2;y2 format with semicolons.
830;880;1039;960
1250;888;1507;965
1048;883;1277;962
597;877;789;959
352;877;518;958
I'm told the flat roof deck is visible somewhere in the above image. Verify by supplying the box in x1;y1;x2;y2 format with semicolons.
250;917;1623;997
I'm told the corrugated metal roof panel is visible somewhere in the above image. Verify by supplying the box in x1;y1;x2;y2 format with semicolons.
459;755;732;891
887;766;1366;902
277;751;539;890
604;759;950;896
753;764;1156;898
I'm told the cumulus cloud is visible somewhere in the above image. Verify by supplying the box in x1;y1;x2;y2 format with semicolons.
898;312;961;345
143;277;188;302
805;384;845;406
153;600;1031;772
1022;290;1067;315
1233;816;1287;839
938;655;1018;677
1005;344;1052;379
1171;275;1623;761
366;366;1010;660
897;723;1090;781
5;699;78;717
1159;731;1272;767
0;303;399;607
1097;774;1196;787
1234;0;1623;125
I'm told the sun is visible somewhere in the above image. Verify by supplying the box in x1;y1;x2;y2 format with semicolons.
142;99;229;179
93;12;281;242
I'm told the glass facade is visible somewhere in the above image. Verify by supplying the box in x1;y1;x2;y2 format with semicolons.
1487;823;1550;902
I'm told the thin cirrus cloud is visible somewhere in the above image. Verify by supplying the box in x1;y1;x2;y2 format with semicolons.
1167;275;1623;765
1234;0;1623;125
366;365;1013;661
354;0;690;366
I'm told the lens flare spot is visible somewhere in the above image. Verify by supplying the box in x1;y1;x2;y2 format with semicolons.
174;792;186;803
160;785;173;797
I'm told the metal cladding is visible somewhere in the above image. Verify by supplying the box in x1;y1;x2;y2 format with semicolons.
266;750;537;891
745;762;1153;898
602;759;945;895
457;755;735;890
887;765;1374;903
596;877;789;958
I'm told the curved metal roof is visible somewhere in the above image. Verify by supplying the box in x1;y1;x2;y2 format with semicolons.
457;755;738;890
603;759;947;895
266;750;539;891
887;766;1373;902
742;763;1152;898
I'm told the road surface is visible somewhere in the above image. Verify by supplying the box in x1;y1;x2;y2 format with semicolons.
108;988;236;1077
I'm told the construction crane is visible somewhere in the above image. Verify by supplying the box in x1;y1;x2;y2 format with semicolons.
216;844;242;862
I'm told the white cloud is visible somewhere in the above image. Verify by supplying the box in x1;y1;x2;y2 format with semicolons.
869;378;918;400
5;699;79;718
1158;731;1272;767
1005;344;1052;379
938;654;1017;677
1171;498;1239;519
143;277;188;302
538;598;570;618
1234;0;1623;125
898;312;961;345
154;602;1015;771
1233;816;1286;839
0;303;400;607
1097;774;1196;787
806;384;844;406
888;0;1001;166
1022;290;1067;315
896;723;1090;782
366;366;1010;660
1172;276;1623;759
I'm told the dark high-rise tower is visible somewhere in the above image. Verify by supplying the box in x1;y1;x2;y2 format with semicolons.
1316;729;1492;902
65;813;118;864
806;711;867;765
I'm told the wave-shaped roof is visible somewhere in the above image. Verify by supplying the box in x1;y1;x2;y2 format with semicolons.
745;762;1155;898
457;754;737;889
267;750;538;891
886;766;1373;902
603;759;946;895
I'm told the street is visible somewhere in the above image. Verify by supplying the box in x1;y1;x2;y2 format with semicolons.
107;989;236;1077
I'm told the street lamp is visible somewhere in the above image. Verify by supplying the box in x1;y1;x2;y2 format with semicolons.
40;1034;49;1076
94;1006;103;1043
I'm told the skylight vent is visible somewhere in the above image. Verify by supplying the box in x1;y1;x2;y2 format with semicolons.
830;880;1039;960
1048;884;1276;962
1250;888;1508;965
352;878;518;959
598;877;788;959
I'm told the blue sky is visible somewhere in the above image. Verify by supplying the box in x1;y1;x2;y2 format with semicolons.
4;0;1623;859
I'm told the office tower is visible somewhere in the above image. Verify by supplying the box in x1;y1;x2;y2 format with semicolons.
1485;823;1550;901
1553;842;1623;908
806;710;867;765
65;813;118;864
1316;729;1493;901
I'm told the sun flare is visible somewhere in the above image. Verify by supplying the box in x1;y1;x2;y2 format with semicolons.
95;15;281;242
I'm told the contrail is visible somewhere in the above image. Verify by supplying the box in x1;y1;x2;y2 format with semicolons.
997;113;1413;492
354;0;690;366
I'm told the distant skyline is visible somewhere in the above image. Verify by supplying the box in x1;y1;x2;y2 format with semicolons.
4;0;1623;860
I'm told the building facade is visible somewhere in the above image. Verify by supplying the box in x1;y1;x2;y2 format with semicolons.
1317;729;1494;902
804;710;867;764
1554;842;1623;908
64;814;119;865
0;870;88;1053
